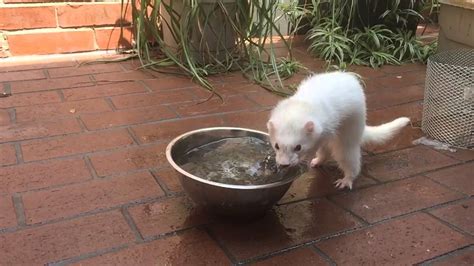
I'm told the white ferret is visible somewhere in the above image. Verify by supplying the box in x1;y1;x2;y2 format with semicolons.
267;71;410;189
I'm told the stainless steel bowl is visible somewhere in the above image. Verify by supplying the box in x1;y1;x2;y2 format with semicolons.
166;127;299;217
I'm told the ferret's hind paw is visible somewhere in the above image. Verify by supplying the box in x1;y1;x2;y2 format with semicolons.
334;178;353;190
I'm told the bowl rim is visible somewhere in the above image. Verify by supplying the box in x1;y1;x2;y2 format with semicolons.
165;127;300;190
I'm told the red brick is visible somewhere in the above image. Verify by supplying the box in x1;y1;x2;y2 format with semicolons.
95;26;134;50
57;3;132;28
279;167;376;205
89;142;167;176
0;109;10;126
208;199;361;261
426;162;474;196
0;144;16;166
63;81;146;101
438;149;474;162
143;77;199;91
0;118;82;143
381;63;426;74
173;95;258;117
366;85;424;110
8;29;96;56
332;176;463;223
0;195;16;228
48;63;124;79
22;172;163;224
367;101;423;125
222;110;271;132
15;98;112;123
131;115;225;143
0;6;56;30
81;105;176;130
246;91;283;107
0;211;134;265
129;197;213;237
374;71;426;89
252;247;329;266
430;246;474;266
316;213;472;265
153;167;183;193
364;146;458;182
0;60;77;72
21;129;134;161
10;75;94;93
429;199;474;235
93;70;155;83
0;69;45;82
111;89;196;109
0;91;60;108
348;65;387;79
72;229;230;265
0;158;91;194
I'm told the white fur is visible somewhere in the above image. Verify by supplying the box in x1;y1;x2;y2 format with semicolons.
267;71;410;189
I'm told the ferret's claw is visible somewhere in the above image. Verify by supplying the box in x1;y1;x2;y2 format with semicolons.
334;178;353;190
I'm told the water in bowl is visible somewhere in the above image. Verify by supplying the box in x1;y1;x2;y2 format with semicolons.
177;136;305;185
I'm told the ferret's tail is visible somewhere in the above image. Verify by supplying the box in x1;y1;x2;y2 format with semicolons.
362;117;410;145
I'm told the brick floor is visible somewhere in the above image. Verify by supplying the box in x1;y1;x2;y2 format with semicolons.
0;44;472;265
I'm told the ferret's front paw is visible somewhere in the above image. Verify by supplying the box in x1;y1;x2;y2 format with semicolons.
334;178;353;190
310;157;323;168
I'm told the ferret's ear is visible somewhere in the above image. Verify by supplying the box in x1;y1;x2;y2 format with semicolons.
304;121;315;134
267;121;275;134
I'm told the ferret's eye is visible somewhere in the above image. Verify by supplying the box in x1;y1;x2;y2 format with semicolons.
275;143;280;150
294;145;302;152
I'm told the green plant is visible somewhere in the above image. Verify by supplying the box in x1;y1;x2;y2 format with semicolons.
124;0;306;96
303;0;437;69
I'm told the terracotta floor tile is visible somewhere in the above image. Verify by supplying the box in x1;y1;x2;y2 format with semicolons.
364;146;458;182
246;91;283;107
143;76;199;91
365;126;423;154
72;229;231;265
316;213;472;266
425;162;474;196
366;85;424;110
374;71;426;89
0;211;134;265
251;247;329;266
0;195;16;229
331;176;464;223
0;110;10;126
0;144;17;166
367;101;423;125
0;69;46;82
110;89;197;109
10;75;93;93
0;118;82;143
62;81;146;101
429;246;474;266
0;91;61;109
172;95;258;117
88;142;168;177
221;110;271;132
208;199;361;261
131;115;225;143
437;148;474;162
48;63;124;78
429;199;474;235
128;196;213;238
0;158;91;194
22;172;163;224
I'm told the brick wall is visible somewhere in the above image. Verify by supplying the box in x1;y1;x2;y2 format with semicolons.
0;1;134;57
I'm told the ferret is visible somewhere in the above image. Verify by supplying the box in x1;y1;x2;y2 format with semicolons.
267;71;410;190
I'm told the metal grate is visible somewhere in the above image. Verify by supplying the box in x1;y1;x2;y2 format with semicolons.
422;49;474;148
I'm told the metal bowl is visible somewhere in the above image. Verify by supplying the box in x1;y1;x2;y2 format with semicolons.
165;127;299;218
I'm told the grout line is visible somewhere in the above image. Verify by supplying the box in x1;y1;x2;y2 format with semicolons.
104;97;117;111
76;116;89;131
422;173;470;197
12;193;26;227
7;108;16;123
43;69;51;79
3;82;12;94
126;127;140;145
310;245;337;266
137;80;152;93
120;207;144;243
326;197;370;226
149;170;173;196
423;207;474;237
204;226;238;264
83;155;99;179
47;244;130;266
56;90;66;102
14;143;24;164
415;244;474;266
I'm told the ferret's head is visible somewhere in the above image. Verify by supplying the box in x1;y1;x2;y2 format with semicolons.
267;100;320;167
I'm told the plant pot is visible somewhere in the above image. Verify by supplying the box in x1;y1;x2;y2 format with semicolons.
161;0;238;64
